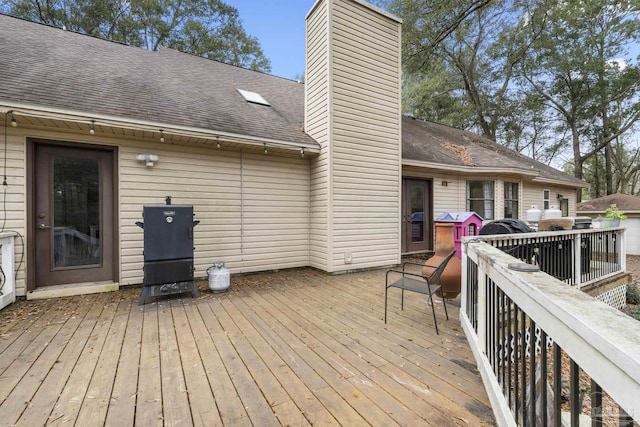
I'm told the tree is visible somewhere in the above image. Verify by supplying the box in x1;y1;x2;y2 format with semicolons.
388;0;549;145
518;0;640;185
1;0;271;71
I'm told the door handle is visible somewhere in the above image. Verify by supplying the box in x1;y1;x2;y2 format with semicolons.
38;223;51;230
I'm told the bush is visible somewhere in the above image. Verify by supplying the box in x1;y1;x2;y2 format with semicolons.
627;306;640;322
627;282;640;305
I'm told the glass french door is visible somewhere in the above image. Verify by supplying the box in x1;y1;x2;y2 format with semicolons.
402;178;432;253
34;143;114;287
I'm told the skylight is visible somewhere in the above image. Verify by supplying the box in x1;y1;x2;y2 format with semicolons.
237;89;270;106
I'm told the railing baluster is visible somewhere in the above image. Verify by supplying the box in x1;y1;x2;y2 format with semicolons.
619;406;634;427
570;359;579;427
499;289;504;391
554;343;562;427
541;330;548;427
489;280;494;371
512;304;520;414
591;380;602;427
521;308;527;425
529;319;536;427
508;295;513;409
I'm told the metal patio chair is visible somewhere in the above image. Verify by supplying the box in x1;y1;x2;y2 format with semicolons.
384;250;455;335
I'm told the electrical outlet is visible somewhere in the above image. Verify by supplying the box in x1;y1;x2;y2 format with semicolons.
344;252;353;264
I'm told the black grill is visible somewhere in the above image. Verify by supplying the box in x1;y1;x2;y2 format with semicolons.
135;197;200;305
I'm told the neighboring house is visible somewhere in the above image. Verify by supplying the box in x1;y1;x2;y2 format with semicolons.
0;0;586;298
578;193;640;255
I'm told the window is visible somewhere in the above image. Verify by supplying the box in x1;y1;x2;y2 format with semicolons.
467;181;494;220
543;189;550;210
560;198;569;217
504;182;519;219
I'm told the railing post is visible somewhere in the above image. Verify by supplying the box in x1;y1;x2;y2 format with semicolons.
461;241;468;315
619;228;626;273
477;259;487;355
0;235;16;311
574;232;582;287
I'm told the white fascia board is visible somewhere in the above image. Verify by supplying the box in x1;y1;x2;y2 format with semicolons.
0;102;320;152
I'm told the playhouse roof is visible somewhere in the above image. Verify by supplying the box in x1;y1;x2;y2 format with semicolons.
436;212;484;223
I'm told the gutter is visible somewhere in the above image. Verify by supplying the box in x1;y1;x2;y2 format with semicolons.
402;159;540;177
1;102;321;152
532;176;590;188
403;158;588;188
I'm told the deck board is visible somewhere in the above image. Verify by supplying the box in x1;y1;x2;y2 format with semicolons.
16;296;109;425
49;294;119;426
104;298;144;427
0;268;496;426
75;299;131;426
170;300;222;427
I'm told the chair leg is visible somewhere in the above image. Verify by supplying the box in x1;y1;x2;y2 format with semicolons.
429;294;439;335
442;294;449;320
384;285;388;323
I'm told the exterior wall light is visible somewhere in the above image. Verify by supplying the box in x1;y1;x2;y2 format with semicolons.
136;153;159;167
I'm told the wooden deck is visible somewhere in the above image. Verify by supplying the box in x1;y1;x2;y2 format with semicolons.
0;267;495;426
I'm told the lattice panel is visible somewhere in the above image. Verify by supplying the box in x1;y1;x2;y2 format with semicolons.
594;284;627;310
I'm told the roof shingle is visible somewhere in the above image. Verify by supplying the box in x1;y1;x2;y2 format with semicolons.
0;14;586;187
577;193;640;212
0;14;316;146
402;117;586;186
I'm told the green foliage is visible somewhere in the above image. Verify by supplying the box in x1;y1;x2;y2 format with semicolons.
627;306;640;322
1;0;271;72
627;282;640;305
517;0;640;180
388;0;640;185
604;203;627;220
391;0;524;141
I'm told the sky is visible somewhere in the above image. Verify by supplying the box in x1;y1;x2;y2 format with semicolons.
229;1;318;80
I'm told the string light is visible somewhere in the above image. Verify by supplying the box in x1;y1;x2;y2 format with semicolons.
9;112;17;127
89;120;95;135
216;136;220;148
301;147;305;158
263;143;267;154
160;129;165;143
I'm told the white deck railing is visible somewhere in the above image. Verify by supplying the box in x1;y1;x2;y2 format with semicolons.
475;227;626;288
461;240;639;426
0;232;16;311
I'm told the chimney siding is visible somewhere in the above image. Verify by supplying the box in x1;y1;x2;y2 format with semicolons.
306;0;402;272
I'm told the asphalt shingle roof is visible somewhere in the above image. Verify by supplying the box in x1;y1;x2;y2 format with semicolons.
577;193;640;212
402;117;586;186
0;14;585;187
0;14;315;146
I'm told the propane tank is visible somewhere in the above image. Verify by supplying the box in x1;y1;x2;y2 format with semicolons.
544;205;562;219
207;261;230;293
525;205;542;223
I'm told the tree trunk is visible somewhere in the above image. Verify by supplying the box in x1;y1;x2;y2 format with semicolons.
572;121;583;180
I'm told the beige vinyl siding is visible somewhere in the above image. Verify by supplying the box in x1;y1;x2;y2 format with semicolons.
403;167;464;218
523;182;577;217
119;143;310;285
241;153;310;269
328;0;401;270
6;125;310;295
306;0;331;270
403;165;535;221
2;126;27;295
